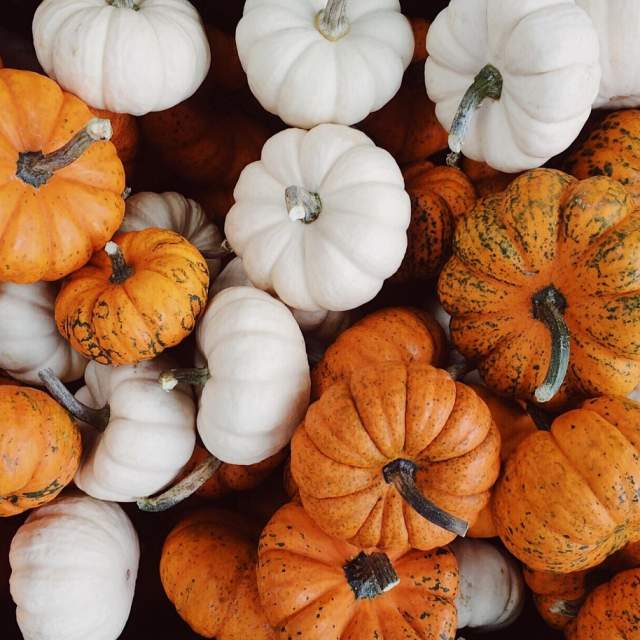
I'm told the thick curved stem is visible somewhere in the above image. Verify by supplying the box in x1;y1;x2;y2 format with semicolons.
446;64;503;167
532;286;570;403
17;118;112;188
38;368;110;431
317;0;349;40
137;455;222;512
383;458;468;537
159;367;210;391
285;186;322;223
343;551;399;599
105;242;134;284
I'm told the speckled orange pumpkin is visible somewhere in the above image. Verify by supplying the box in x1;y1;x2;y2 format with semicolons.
438;169;640;404
292;362;501;550
160;508;274;640
494;396;640;573
55;228;209;365
257;502;459;640
0;385;81;516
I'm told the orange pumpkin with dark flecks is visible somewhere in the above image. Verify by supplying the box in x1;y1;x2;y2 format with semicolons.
0;69;125;284
160;508;274;640
55;228;209;365
311;307;446;399
393;161;476;283
0;385;81;516
462;157;519;197
90;107;139;179
292;362;501;551
438;168;640;405
257;502;459;640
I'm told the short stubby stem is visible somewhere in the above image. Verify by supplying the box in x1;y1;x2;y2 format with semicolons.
105;242;134;284
383;458;468;537
532;285;570;404
38;368;110;431
446;64;503;167
17;118;112;189
316;0;349;41
344;551;399;599
110;0;138;9
285;186;322;223
137;455;222;512
158;367;211;391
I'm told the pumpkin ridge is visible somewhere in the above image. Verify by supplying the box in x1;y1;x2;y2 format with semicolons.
0;187;29;249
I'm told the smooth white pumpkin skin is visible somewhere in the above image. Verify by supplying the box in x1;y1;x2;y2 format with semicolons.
225;124;410;312
425;0;601;172
120;191;224;279
0;282;86;384
236;0;414;128
32;0;210;115
74;357;196;502
453;538;525;631
9;494;139;640
577;0;640;108
196;286;310;465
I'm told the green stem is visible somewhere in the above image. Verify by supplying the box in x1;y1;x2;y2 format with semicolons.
105;242;134;284
446;64;503;167
285;186;322;223
110;0;138;9
316;0;349;40
343;551;399;599
159;367;210;392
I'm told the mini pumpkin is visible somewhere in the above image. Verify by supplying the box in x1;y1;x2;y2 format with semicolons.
257;502;459;640
55;228;209;365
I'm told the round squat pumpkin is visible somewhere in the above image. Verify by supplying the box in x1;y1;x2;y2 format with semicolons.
55;228;209;365
257;502;459;640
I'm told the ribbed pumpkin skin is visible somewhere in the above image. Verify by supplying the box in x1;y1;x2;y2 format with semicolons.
257;503;459;640
312;307;446;399
494;396;640;573
565;110;640;204
393;162;476;283
0;385;80;516
565;568;640;640
160;509;274;640
55;228;209;365
0;69;125;283
292;363;501;550
438;169;640;402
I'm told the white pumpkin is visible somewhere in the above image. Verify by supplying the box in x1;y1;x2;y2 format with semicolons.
32;0;210;116
9;494;139;640
225;124;410;312
236;0;414;129
120;191;224;279
577;0;640;108
425;0;601;172
194;286;310;465
0;282;86;384
452;538;525;632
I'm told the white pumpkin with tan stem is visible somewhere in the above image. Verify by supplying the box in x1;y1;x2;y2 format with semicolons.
0;282;86;384
425;0;601;172
32;0;210;115
9;494;139;640
236;0;414;128
225;124;410;312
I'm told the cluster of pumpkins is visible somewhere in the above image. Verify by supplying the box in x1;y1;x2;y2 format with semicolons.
2;0;640;638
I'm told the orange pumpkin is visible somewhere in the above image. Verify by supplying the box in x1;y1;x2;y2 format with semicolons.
0;69;125;283
0;384;81;516
409;17;429;64
312;307;446;399
439;169;640;404
160;508;274;640
90;107;139;179
494;396;640;573
257;502;459;640
292;362;501;550
461;158;518;197
203;25;246;94
393;161;476;283
55;228;209;365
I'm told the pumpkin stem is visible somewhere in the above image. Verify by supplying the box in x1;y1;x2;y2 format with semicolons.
38;368;110;431
159;367;211;391
16;118;113;189
446;64;503;167
344;551;399;599
383;458;469;537
285;186;323;223
110;0;139;9
137;454;223;512
105;241;134;284
317;0;349;41
532;285;570;403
